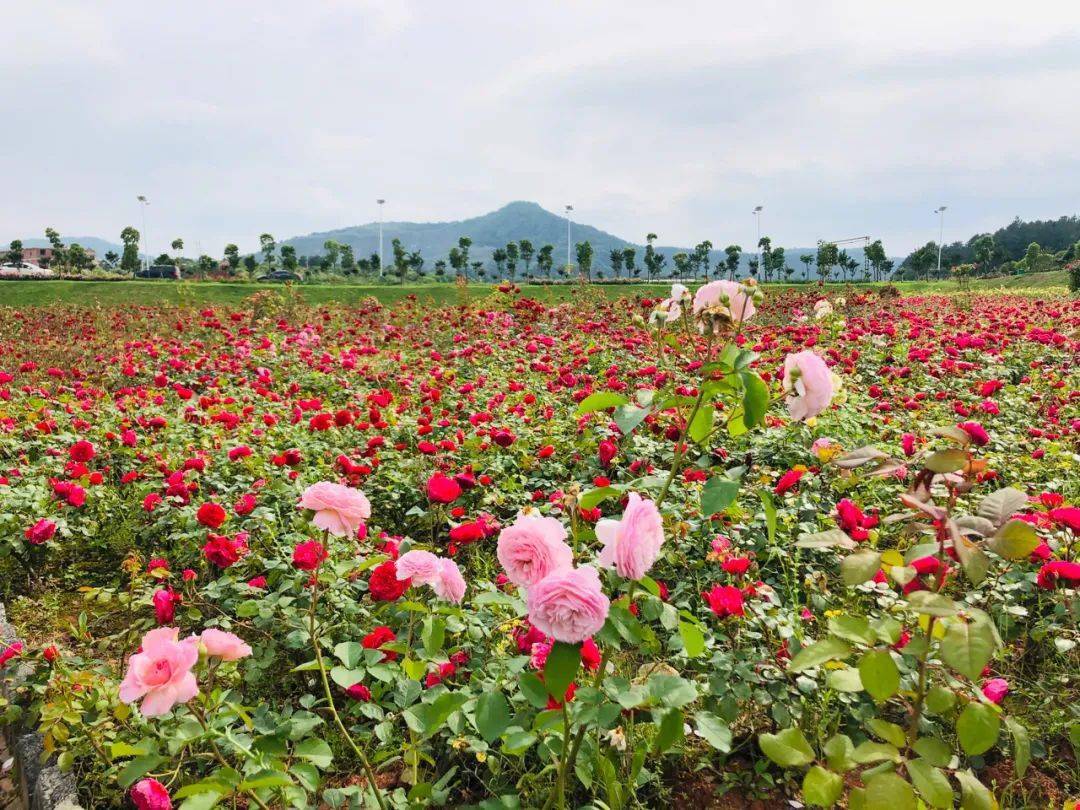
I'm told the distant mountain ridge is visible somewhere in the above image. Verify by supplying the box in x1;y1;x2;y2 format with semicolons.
13;236;124;257
282;200;859;279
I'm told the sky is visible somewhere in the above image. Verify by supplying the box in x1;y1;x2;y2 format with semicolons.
3;1;1080;256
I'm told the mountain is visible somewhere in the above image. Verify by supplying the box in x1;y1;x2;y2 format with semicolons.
282;200;867;280
13;236;125;257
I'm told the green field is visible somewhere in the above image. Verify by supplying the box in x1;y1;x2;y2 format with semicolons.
0;270;1068;308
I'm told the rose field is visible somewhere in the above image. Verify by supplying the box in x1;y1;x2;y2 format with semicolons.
2;282;1080;809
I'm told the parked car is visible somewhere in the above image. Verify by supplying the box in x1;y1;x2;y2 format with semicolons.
135;265;181;279
257;270;303;282
0;263;54;278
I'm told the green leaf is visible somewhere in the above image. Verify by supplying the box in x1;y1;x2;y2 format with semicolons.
955;769;995;810
956;702;1000;756
614;404;650;436
543;641;581;699
913;736;952;767
238;771;294;791
679;621;705;658
796;529;857;550
579;486;622;510
576;392;629;416
925;448;967;473
647;674;698;708
858;650;900;701
758;727;815;768
519;672;550;709
924;686;957;715
688;404;715;444
842;550;882;586
329;666;364;688
759;490;777;543
295;738;334;769
652;708;684;753
701;476;740;515
1005;716;1030;778
825;667;863;692
989;519;1040;560
475;691;511;744
852;741;901;764
828;614;876;646
823;734;855;772
906;591;958;617
940;615;997;680
179;792;224;810
802;766;843;807
740;371;769;427
832;445;888;469
977;487;1028;527
333;641;364;668
693;711;732;752
906;759;954;809
118;754;166;788
867;719;905;747
863;773;916;810
421;615;445;657
789;638;852;672
953;533;991;585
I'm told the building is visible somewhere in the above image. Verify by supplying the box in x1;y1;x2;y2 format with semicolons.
1;246;97;267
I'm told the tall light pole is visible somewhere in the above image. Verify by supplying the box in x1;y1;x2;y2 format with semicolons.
934;205;947;280
377;199;386;278
565;205;573;274
137;195;150;271
753;205;763;278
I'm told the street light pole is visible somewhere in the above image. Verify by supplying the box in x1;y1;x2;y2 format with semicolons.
137;195;150;271
377;199;386;278
753;205;763;279
565;205;573;276
934;206;947;280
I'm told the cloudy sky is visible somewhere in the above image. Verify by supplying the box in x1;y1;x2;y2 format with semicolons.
3;1;1079;255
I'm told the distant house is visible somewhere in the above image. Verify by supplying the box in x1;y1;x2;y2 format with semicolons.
1;246;97;267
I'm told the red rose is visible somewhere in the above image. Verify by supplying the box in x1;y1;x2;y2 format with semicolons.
957;421;990;446
369;560;409;601
703;585;745;618
362;626;398;661
152;588;181;624
234;493;257;515
69;440;96;463
292;540;328;571
24;518;57;545
196;502;227;529
345;683;372;701
202;533;247;568
426;473;461;504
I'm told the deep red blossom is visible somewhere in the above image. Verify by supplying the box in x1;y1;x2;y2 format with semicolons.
369;560;409;601
196;502;227;529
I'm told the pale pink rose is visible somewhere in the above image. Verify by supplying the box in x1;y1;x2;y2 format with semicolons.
692;280;756;323
200;629;252;662
298;482;371;538
783;350;834;421
432;558;467;604
656;283;690;321
396;550;442;585
596;493;664;580
527;566;610;644
497;514;574;588
119;627;199;717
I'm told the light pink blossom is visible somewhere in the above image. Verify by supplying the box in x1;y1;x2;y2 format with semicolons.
692;280;756;323
432;558;467;603
527;566;610;644
396;550;442;585
200;629;252;662
119;628;199;717
497;514;574;588
783;350;834;421
298;481;371;538
596;493;664;580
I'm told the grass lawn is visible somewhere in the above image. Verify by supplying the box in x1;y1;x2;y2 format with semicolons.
0;270;1068;308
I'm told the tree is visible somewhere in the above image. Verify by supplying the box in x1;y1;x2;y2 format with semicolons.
1022;242;1042;274
470;261;483;278
197;254;216;276
409;251;424;277
799;253;815;281
623;247;638;279
224;244;240;274
448;247;465;279
608;248;624;279
519;240;534;277
952;262;974;288
505;242;519;280
836;249;850;281
171;238;184;262
757;237;773;282
103;250;119;269
575;241;594;280
723;245;741;280
971;235;994;275
672;252;690;279
816;242;839;282
280;245;298;271
770;247;786;283
322;240;341;271
694;240;713;281
537;244;554;280
492;247;507;278
243;255;258;275
747;257;759;278
392;238;408;282
457;237;472;271
433;259;447;279
865;240;887;281
7;239;23;267
340;244;356;273
67;243;91;271
120;227;141;273
644;233;667;281
44;227;64;273
259;234;276;270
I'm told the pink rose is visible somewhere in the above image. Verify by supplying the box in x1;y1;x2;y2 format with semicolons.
152;589;181;625
527;566;610;644
692;280;757;323
24;518;57;545
396;550;442;585
981;677;1009;704
131;778;172;810
433;558;467;603
200;629;252;661
596;493;664;580
783;350;834;421
298;482;371;538
497;514;574;588
119;628;199;717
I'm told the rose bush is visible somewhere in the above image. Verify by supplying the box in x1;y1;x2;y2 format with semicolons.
0;284;1077;807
